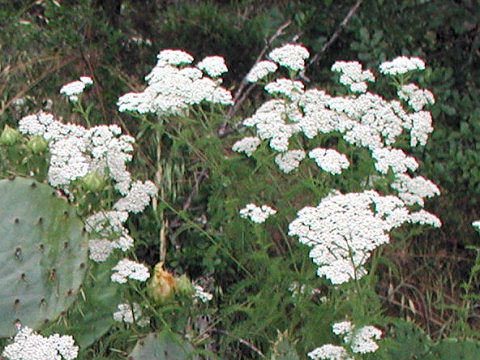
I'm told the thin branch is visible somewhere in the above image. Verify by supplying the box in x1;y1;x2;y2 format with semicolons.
306;0;363;69
212;329;265;358
222;19;292;127
0;56;76;116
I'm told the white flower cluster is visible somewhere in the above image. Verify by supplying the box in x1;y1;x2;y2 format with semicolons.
18;112;137;192
232;136;261;157
197;55;228;78
193;285;213;303
473;220;480;231
246;60;278;83
398;83;435;111
86;211;135;262
371;148;418;174
60;76;93;102
236;49;436;179
379;56;425;75
308;344;351;360
309;148;350;175
239;203;277;224
113;303;150;327
288;190;440;284
308;321;381;360
111;258;150;284
113;180;157;213
275;150;306;173
331;61;375;93
2;327;78;360
265;78;305;101
117;49;233;116
391;173;440;207
268;44;310;72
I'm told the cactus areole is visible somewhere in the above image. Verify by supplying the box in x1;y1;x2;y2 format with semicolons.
0;177;88;337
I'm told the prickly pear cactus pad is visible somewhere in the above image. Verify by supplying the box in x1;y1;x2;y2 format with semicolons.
129;331;198;360
0;176;88;337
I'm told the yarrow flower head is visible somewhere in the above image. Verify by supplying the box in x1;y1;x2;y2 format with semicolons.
2;327;79;360
308;344;352;360
331;61;375;93
60;76;93;102
239;203;277;223
379;56;425;75
246;60;278;82
473;220;480;232
197;55;228;77
118;50;233;115
309;321;382;360
111;258;150;283
232;136;261;157
308;148;350;175
398;83;435;111
113;303;150;327
114;180;157;213
275;150;306;173
156;49;194;66
193;285;213;303
288;191;411;284
268;43;310;72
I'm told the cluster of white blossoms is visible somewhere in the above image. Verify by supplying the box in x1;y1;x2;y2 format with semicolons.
288;190;439;284
379;56;425;75
275;150;306;173
113;303;150;327
59;76;93;102
18;110;157;272
239;203;277;224
236;48;436;180
331;61;375;93
308;148;350;175
268;43;310;72
117;49;233;116
232;136;261;157
246;60;278;83
193;285;214;303
398;83;435;111
86;211;134;262
473;220;480;231
111;258;150;284
391;173;440;207
308;321;381;360
2;327;78;360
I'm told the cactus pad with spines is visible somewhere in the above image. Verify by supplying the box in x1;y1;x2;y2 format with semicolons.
129;331;198;360
0;176;88;337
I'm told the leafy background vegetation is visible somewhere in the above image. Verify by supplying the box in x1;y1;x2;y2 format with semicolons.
1;0;480;358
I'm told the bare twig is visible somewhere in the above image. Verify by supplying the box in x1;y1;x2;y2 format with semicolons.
219;19;292;134
169;168;209;229
0;56;76;116
306;0;363;69
212;329;265;358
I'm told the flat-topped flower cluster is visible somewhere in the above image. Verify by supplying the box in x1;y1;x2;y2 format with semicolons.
233;44;441;284
308;320;382;360
117;49;233;116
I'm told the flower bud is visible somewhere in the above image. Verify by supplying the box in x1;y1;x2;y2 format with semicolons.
147;262;177;304
81;171;105;192
0;125;21;146
176;274;194;297
27;135;48;154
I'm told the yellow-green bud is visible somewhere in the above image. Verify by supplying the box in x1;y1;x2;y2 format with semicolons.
0;125;21;146
27;135;48;154
176;274;194;297
81;171;105;192
147;262;177;304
